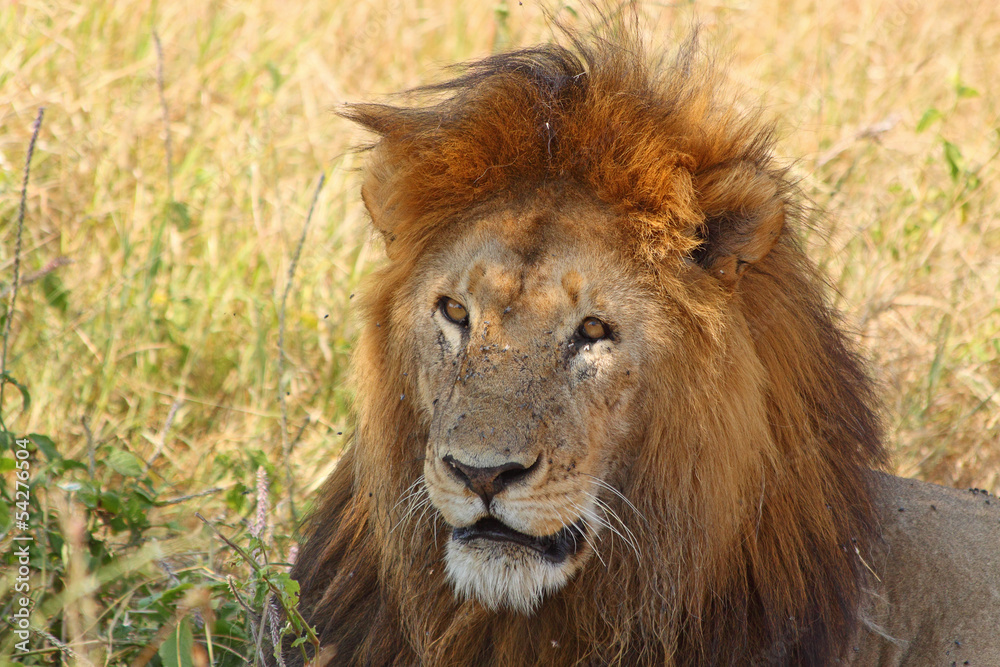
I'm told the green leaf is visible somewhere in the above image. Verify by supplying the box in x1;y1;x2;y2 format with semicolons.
956;83;980;99
272;571;301;597
99;491;123;514
247;448;270;473
165;201;191;231
158;617;196;667
106;448;144;477
78;481;100;508
108;513;128;533
225;483;249;512
942;140;963;182
41;272;70;313
125;495;152;529
0;372;30;412
916;108;942;133
161;583;194;607
0;457;14;473
265;61;283;91
46;528;64;556
53;459;88;474
29;433;60;461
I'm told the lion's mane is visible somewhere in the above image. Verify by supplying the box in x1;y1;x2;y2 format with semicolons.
287;27;887;666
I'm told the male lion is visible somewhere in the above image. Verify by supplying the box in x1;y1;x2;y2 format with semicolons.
282;28;1000;666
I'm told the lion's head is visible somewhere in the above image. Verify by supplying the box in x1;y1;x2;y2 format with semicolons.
288;28;887;666
415;192;667;614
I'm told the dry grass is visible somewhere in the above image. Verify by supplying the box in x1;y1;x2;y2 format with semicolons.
1;0;997;660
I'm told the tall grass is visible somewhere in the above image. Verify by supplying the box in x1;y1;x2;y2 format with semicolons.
1;0;997;661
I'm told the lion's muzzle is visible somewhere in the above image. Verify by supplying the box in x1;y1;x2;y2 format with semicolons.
442;453;540;507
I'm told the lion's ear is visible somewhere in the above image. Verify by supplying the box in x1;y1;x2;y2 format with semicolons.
691;162;786;285
359;143;404;245
341;104;415;248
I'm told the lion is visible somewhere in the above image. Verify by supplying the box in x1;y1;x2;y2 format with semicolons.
281;27;1000;667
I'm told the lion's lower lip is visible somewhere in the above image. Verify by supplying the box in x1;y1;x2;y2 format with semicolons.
452;516;586;563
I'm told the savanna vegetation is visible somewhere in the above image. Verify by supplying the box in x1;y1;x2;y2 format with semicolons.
1;0;997;663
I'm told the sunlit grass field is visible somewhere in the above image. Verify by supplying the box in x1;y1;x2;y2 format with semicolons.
1;0;998;662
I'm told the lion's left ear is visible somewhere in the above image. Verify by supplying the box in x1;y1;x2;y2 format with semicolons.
691;162;786;285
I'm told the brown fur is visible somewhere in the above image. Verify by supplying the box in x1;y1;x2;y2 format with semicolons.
283;27;894;666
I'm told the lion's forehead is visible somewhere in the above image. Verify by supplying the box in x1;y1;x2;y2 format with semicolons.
464;258;589;323
439;206;633;331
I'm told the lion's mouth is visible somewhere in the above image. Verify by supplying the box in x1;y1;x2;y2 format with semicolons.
451;517;587;563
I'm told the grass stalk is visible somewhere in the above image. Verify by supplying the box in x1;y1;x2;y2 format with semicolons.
153;31;174;202
1;107;44;426
277;173;326;524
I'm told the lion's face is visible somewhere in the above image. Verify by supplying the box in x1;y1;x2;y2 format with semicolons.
401;189;670;614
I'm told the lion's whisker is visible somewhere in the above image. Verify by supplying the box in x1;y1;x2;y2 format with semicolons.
407;493;433;529
389;476;430;537
412;496;435;534
581;491;642;563
595;505;641;563
584;475;648;527
589;493;642;557
391;476;426;515
410;498;438;551
568;501;609;569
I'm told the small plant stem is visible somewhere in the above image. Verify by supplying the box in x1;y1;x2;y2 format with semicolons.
153;31;174;201
81;415;95;478
277;173;325;523
1;107;44;426
196;513;321;646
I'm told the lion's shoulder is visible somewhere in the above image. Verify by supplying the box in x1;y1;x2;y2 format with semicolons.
846;473;1000;665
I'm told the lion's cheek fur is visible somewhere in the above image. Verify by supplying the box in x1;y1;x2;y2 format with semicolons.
618;314;772;584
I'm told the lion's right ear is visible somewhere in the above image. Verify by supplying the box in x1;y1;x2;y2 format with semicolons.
359;143;404;244
341;104;415;248
690;161;787;286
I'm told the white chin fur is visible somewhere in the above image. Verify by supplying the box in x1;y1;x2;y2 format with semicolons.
444;539;572;615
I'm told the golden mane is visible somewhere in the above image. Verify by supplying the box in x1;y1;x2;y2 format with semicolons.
284;27;888;666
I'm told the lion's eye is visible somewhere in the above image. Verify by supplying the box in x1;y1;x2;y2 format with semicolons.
579;317;609;340
441;297;469;325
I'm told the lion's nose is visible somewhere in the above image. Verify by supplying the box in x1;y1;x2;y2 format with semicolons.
442;454;537;506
